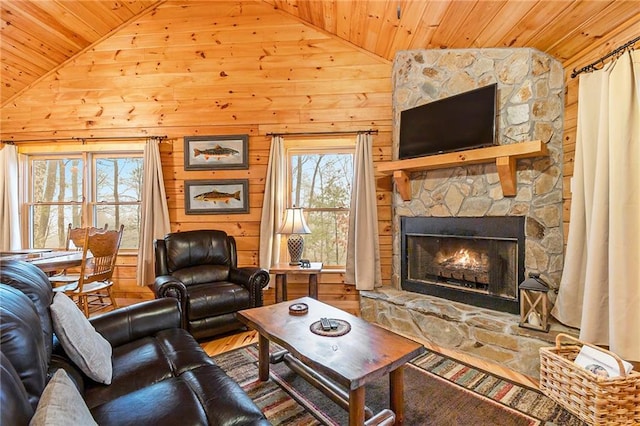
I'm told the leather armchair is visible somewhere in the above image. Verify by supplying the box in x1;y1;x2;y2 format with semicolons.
154;230;270;340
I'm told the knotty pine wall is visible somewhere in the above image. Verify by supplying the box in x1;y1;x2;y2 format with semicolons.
1;1;393;308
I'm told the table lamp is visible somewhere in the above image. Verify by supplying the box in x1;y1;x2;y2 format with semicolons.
278;207;311;266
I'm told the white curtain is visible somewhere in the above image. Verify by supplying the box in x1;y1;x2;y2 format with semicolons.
346;133;381;290
552;50;640;361
259;136;286;285
0;143;21;250
136;139;171;287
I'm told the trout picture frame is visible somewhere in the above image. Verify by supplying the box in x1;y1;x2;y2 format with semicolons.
184;134;249;170
185;179;249;215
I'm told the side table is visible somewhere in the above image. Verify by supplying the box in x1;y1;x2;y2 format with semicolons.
269;262;323;302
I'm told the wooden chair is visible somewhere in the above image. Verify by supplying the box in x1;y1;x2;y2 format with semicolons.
49;223;109;284
52;225;124;317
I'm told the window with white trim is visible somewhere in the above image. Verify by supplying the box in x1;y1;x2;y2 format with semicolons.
286;138;354;266
25;152;143;249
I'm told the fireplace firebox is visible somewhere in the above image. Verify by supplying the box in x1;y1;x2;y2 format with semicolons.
401;216;525;313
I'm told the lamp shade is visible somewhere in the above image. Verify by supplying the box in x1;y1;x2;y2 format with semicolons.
277;207;311;235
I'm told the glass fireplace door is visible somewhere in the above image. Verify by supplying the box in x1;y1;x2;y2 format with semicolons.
407;234;518;299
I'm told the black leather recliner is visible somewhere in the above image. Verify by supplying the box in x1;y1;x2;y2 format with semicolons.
154;230;270;340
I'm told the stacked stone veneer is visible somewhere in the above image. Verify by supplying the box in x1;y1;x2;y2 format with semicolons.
361;48;574;378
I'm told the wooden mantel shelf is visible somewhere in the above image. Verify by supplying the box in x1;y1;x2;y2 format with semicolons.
377;140;548;201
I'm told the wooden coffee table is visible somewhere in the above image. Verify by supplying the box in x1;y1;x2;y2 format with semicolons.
238;297;425;425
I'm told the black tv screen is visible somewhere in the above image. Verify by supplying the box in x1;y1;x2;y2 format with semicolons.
399;83;498;159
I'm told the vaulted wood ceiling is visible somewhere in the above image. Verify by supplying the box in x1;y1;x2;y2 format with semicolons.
1;0;638;106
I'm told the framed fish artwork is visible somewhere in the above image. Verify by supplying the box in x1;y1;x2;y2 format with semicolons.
185;179;249;214
184;134;249;170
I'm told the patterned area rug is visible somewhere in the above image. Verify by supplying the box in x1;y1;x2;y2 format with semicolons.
213;345;584;425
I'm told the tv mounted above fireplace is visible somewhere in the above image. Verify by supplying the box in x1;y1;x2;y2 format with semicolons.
399;83;498;159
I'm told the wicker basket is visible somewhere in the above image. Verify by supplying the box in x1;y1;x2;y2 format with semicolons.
539;333;640;425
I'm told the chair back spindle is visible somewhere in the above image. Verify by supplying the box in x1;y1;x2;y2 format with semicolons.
82;228;122;285
53;225;123;317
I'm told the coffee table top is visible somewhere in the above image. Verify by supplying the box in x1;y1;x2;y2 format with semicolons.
238;297;425;390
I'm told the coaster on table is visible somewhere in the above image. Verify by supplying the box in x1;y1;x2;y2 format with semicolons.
310;319;351;337
289;302;309;316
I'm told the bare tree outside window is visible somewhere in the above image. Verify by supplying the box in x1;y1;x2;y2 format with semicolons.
27;152;142;250
31;158;83;248
95;157;143;249
289;150;353;266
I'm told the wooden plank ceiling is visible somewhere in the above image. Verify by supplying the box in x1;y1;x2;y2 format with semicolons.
1;0;638;107
0;0;160;105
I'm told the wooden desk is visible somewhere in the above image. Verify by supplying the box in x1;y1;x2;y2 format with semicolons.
269;262;322;303
238;297;425;425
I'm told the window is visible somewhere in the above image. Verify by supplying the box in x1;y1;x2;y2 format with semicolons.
25;152;143;250
286;139;354;266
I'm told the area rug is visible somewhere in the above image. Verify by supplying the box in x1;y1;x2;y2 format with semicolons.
213;345;584;425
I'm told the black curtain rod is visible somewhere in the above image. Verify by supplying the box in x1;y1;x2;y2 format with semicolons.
571;35;640;78
266;129;378;137
1;135;168;144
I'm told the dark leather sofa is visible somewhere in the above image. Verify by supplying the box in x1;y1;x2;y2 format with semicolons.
154;230;270;340
0;260;269;426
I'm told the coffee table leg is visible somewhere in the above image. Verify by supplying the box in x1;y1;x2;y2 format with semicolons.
390;366;405;424
258;334;270;381
348;386;365;426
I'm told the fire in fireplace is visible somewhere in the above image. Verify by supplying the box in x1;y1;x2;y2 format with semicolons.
435;246;491;289
401;216;525;313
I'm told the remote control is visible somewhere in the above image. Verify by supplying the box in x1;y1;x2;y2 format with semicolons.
329;319;338;330
320;317;331;331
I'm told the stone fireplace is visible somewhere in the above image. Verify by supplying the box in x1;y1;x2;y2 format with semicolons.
402;216;525;314
361;48;577;377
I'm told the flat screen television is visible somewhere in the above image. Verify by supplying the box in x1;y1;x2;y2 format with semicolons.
399;83;498;159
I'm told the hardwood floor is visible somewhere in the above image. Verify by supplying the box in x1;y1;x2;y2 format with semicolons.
201;329;261;356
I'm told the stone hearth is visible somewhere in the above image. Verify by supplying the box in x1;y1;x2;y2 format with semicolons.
361;288;578;378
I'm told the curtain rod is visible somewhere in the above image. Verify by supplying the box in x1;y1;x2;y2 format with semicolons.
571;35;640;78
266;129;378;137
1;135;168;144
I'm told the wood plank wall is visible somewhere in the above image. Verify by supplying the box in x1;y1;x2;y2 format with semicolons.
1;1;393;306
2;1;638;308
